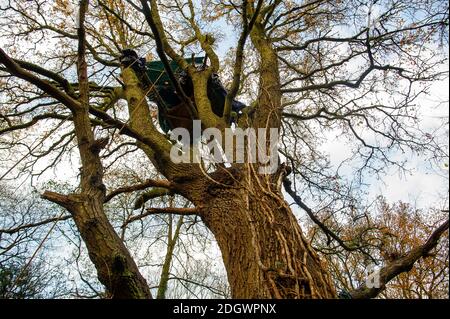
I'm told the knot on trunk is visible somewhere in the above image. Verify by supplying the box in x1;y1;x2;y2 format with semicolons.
113;254;127;274
90;137;109;154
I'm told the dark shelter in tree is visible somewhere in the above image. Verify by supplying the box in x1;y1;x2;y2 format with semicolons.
1;0;448;300
120;49;247;134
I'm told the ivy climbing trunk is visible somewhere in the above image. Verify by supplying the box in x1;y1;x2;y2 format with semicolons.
117;14;337;297
182;169;337;299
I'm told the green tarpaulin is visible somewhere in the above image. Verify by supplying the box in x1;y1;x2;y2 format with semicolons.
119;50;246;134
145;57;204;87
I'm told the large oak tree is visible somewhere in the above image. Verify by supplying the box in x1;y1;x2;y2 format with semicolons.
0;0;448;298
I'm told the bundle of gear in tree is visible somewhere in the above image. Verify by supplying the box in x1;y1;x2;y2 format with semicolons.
119;49;246;134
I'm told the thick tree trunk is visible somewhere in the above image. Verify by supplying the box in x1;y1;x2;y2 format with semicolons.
185;168;337;299
117;18;336;297
40;2;152;298
72;197;152;299
42;191;152;298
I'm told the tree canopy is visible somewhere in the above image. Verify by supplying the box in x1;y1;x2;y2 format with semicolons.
0;0;448;299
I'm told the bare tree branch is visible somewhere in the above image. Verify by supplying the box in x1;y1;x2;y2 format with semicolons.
122;207;199;228
0;215;71;235
104;179;172;203
350;219;449;299
0;48;80;111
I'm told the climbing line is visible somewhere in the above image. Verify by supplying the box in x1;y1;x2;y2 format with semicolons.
117;64;167;134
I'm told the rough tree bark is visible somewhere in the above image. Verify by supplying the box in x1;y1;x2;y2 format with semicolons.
120;60;337;298
0;45;153;299
117;3;338;298
182;169;337;298
42;1;152;299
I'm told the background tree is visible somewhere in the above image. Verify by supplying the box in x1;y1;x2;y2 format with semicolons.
0;0;448;298
305;197;449;298
0;184;71;298
0;260;53;299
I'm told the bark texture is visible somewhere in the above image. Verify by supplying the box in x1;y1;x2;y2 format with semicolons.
178;167;337;299
41;0;152;299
